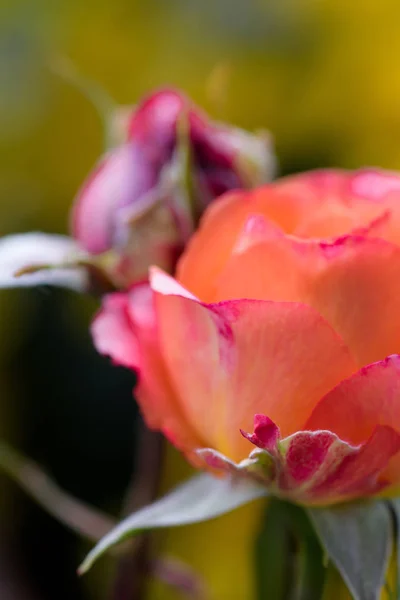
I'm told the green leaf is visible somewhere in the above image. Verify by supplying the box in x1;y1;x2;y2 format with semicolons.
308;500;392;600
79;473;267;574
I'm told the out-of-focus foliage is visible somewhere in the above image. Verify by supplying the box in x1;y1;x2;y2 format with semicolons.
2;0;400;598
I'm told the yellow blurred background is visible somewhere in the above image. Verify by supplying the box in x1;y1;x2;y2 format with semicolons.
1;1;400;598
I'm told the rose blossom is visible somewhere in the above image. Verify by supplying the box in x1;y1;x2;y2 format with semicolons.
92;168;400;505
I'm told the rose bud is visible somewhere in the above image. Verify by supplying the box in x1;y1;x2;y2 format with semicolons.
0;89;274;295
71;88;275;288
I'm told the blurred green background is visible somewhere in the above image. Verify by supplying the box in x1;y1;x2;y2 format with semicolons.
1;1;400;598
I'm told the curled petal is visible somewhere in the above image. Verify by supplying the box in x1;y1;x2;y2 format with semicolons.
91;292;140;370
289;169;394;239
177;188;282;298
127;88;192;144
150;269;355;460
237;415;400;504
72;144;157;254
306;355;400;488
177;168;400;299
345;168;400;244
195;447;276;485
240;414;280;453
91;283;203;457
279;426;400;503
175;172;345;297
307;426;400;500
195;448;241;475
348;168;400;200
212;221;400;365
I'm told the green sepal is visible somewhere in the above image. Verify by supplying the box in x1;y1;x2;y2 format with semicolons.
308;500;393;600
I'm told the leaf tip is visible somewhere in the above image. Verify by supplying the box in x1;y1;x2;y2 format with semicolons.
77;556;92;576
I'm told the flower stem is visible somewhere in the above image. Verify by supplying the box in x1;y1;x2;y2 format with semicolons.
256;499;325;600
289;505;325;600
108;423;164;600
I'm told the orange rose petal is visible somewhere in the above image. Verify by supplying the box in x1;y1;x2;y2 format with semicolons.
290;169;389;239
273;168;400;241
177;177;327;298
92;284;203;456
294;201;385;239
213;216;302;303
305;355;400;487
178;190;265;299
215;222;400;366
151;268;356;461
304;237;400;365
176;170;355;298
178;169;400;301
